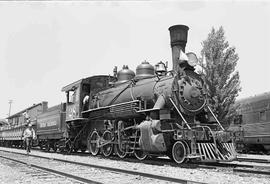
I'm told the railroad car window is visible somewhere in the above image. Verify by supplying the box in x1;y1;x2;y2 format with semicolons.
15;117;19;126
234;115;243;124
259;111;267;121
267;110;270;120
238;115;242;124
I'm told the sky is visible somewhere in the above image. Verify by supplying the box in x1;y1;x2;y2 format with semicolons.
0;1;269;118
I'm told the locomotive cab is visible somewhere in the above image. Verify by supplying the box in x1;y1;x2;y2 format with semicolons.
61;75;116;152
62;75;116;123
63;81;87;122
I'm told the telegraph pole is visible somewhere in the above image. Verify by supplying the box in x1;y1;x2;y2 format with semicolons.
8;100;13;117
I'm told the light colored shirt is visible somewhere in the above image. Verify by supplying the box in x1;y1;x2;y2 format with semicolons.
23;128;36;139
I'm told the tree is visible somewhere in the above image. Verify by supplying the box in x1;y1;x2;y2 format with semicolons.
199;26;241;128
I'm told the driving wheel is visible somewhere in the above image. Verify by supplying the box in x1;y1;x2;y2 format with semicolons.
134;149;147;160
102;130;113;157
88;130;100;156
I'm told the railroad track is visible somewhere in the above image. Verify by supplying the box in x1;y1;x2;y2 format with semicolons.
236;157;270;164
105;154;270;176
0;156;83;184
201;162;270;176
1;146;270;181
0;149;204;184
12;146;270;166
102;152;270;176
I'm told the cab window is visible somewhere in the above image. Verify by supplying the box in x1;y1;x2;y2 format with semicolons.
67;88;79;104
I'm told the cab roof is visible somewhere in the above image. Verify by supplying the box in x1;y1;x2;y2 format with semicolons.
61;75;116;92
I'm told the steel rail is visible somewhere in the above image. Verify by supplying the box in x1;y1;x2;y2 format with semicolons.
236;157;270;163
0;149;204;184
200;161;270;176
0;154;101;184
233;168;270;175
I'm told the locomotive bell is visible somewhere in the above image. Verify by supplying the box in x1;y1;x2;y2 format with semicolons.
155;61;167;75
136;61;155;78
117;65;135;83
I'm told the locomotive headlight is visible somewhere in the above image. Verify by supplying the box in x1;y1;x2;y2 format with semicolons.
186;52;198;67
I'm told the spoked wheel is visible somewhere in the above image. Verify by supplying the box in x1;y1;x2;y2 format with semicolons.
53;142;58;152
172;141;187;164
66;143;73;154
102;131;113;157
182;140;190;162
134;149;147;161
45;142;51;152
73;148;78;153
20;142;24;149
88;130;100;156
114;121;127;158
114;143;127;158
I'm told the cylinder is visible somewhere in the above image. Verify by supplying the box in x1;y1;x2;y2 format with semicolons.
168;25;189;71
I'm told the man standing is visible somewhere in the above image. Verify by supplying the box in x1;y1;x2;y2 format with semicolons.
22;123;36;154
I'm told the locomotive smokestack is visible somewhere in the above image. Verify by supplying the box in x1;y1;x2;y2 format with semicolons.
169;25;189;71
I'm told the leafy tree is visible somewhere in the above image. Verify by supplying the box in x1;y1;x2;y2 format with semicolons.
199;26;241;128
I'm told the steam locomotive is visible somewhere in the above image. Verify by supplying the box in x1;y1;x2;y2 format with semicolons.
0;25;236;164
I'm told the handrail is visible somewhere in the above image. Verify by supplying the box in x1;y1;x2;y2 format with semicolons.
169;98;191;130
207;106;225;131
82;100;140;113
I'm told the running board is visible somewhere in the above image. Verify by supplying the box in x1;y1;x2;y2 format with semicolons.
197;143;236;162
